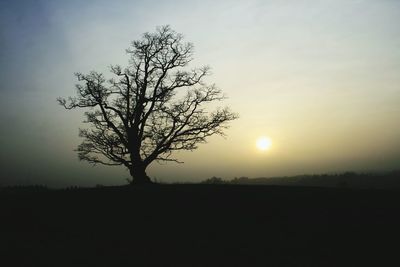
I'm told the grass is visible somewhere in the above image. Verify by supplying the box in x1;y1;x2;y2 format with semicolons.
1;184;399;266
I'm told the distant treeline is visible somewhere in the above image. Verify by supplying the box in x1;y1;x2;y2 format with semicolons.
2;171;400;191
201;170;400;190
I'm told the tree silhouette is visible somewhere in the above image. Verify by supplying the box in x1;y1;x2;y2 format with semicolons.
58;26;238;185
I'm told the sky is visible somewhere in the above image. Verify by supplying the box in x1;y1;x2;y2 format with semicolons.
1;0;399;187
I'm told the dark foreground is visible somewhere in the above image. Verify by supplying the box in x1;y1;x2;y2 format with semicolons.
1;184;399;266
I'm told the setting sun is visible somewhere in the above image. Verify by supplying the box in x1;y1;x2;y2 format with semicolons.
256;137;272;151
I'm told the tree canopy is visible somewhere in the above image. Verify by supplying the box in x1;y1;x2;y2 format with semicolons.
58;25;238;184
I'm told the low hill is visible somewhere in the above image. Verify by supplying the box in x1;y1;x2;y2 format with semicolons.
204;170;400;190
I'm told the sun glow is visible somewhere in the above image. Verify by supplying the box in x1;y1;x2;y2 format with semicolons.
256;137;272;151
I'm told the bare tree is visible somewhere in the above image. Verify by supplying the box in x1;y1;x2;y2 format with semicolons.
58;26;238;185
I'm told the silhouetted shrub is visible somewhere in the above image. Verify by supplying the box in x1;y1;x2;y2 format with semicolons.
231;177;250;184
201;176;226;184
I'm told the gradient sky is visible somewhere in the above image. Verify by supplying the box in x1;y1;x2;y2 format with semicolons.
1;0;400;187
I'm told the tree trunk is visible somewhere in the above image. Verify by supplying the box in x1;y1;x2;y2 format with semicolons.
129;165;153;185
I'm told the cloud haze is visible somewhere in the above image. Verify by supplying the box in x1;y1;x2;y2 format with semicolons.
1;0;399;187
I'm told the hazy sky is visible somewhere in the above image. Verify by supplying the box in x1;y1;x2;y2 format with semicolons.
1;0;400;187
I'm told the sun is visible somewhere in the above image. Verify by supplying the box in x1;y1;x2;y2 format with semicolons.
256;136;272;151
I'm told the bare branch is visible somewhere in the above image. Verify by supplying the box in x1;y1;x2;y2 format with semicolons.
58;25;238;184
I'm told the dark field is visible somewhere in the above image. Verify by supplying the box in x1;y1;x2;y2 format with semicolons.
1;184;399;266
